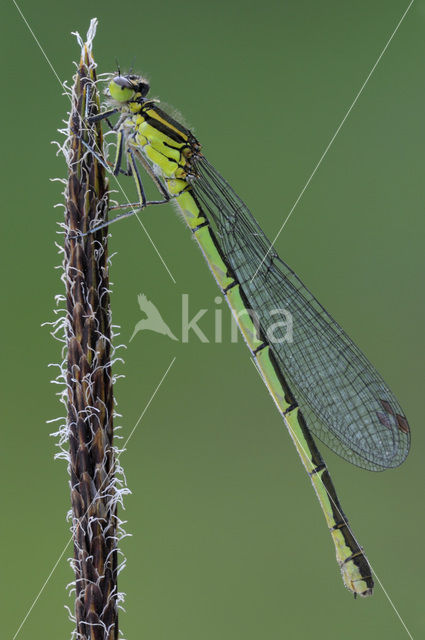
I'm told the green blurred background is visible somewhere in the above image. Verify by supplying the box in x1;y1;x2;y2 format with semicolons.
2;0;424;637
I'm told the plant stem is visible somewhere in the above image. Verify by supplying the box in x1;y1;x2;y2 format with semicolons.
65;22;118;640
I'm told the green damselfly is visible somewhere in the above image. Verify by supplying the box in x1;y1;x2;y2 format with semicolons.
84;72;410;597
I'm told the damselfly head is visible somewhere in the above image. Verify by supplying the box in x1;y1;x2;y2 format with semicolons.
108;74;150;104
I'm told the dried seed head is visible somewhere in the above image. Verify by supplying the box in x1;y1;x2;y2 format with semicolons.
49;19;128;640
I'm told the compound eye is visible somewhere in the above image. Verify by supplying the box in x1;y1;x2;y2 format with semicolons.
139;82;150;97
109;76;135;102
113;75;134;89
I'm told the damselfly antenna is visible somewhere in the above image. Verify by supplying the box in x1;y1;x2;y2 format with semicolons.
128;57;136;74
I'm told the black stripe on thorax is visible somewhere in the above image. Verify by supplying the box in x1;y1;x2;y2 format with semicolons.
143;104;197;146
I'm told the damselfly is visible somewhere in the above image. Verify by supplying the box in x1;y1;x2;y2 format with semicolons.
85;72;410;597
